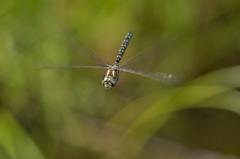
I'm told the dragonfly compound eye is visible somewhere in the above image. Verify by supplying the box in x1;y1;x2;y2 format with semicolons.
103;81;112;90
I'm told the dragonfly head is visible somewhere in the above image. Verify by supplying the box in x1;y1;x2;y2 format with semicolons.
102;75;118;90
102;80;113;90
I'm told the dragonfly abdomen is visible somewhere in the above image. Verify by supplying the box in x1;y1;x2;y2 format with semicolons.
115;31;134;64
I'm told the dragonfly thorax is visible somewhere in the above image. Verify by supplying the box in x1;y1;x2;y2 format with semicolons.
102;65;119;90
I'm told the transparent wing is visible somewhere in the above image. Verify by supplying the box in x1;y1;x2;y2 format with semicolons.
119;67;179;85
119;35;187;85
38;24;109;69
37;65;108;70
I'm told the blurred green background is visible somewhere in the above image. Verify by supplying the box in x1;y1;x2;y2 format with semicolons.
1;0;240;159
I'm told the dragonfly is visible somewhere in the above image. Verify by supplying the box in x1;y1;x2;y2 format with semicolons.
39;29;182;90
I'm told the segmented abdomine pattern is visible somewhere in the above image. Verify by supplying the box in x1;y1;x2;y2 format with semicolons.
115;31;134;64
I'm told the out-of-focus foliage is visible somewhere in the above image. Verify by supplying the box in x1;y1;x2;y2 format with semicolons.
0;0;240;158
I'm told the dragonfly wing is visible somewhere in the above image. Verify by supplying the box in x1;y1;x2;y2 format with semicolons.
38;24;109;68
119;34;188;85
119;67;183;85
37;65;108;70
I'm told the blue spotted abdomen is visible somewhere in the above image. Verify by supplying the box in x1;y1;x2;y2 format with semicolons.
115;31;134;64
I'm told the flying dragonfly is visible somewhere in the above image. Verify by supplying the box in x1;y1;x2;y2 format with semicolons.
39;30;182;90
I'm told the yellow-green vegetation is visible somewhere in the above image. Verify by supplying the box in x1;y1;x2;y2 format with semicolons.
0;0;240;158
